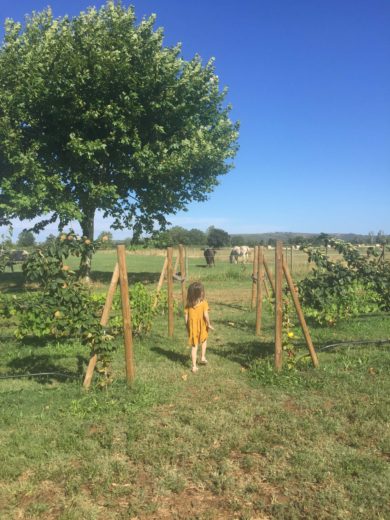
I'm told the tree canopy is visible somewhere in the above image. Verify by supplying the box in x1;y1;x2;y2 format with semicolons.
17;230;36;248
207;227;231;248
0;1;238;241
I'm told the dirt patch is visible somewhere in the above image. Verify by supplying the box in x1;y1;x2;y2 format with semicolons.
283;397;307;416
151;487;237;519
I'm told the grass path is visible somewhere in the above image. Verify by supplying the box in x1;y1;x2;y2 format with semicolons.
1;284;389;519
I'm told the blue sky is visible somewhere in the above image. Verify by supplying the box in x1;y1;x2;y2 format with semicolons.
1;0;389;240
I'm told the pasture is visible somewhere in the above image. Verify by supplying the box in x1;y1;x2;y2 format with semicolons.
1;248;389;519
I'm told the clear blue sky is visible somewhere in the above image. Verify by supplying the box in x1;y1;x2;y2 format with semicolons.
1;0;389;239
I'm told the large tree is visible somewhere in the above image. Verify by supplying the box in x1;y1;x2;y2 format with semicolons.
0;1;238;274
207;227;231;248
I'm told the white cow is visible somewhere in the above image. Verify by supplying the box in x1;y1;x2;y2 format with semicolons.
230;245;251;264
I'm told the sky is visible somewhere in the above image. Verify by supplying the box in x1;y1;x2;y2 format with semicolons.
0;0;389;240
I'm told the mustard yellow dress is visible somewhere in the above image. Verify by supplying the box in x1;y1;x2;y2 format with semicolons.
185;300;209;347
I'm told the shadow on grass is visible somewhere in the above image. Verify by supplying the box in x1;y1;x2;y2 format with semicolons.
0;272;25;292
5;354;86;384
150;346;189;366
212;316;276;335
215;302;249;311
91;270;160;285
211;340;275;368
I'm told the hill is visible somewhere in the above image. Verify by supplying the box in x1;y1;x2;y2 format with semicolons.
230;231;376;245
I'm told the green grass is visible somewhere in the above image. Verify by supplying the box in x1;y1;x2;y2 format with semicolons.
1;251;389;519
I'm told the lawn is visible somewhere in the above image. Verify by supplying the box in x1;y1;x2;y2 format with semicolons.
0;249;389;519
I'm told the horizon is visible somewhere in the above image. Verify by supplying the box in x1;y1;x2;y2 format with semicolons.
3;226;387;245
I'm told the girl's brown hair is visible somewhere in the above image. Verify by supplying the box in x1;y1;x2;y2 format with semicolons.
186;282;205;308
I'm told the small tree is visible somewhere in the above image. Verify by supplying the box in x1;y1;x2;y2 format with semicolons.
188;228;206;245
207;227;231;248
17;230;36;248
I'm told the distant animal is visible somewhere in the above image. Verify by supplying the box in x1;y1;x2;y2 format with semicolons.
0;250;29;272
230;246;250;264
203;248;216;267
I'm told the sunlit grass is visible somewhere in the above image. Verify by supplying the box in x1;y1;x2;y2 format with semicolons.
0;252;389;519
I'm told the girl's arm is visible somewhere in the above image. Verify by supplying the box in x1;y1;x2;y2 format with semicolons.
204;310;214;331
184;310;189;332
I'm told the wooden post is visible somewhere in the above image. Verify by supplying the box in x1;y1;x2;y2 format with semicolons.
167;247;174;337
251;246;259;309
255;246;264;335
263;276;270;301
282;256;319;367
179;244;186;307
157;257;168;292
83;263;120;389
173;253;179;275
117;245;135;385
263;256;275;295
274;241;283;370
290;246;293;273
153;257;168;309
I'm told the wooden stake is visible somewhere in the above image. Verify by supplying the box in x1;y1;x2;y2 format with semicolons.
263;256;275;295
263;276;270;301
173;253;179;275
167;247;174;337
83;263;120;389
282;256;319;367
117;245;135;385
251;246;259;309
179;244;186;307
157;257;168;292
255;246;264;335
274;241;283;371
153;257;168;309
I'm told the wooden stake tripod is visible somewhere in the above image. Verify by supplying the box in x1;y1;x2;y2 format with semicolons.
83;245;135;389
153;246;187;338
253;242;319;369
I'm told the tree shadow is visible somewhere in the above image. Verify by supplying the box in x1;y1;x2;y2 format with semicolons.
150;346;189;366
5;354;86;384
0;272;25;292
215;302;249;311
91;271;160;285
210;339;275;368
212;316;276;335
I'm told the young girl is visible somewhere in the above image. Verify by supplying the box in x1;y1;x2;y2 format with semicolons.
184;281;214;373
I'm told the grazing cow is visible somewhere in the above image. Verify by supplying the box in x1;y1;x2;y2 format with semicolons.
1;250;29;272
230;246;251;264
203;248;216;267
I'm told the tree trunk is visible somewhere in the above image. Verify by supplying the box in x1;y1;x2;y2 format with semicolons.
79;210;95;281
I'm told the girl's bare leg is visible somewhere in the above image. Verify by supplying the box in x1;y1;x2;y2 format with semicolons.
191;346;198;372
201;340;207;362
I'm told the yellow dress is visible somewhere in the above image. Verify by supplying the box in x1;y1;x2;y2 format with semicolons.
185;300;209;347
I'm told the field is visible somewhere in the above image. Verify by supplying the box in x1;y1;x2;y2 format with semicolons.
1;248;389;519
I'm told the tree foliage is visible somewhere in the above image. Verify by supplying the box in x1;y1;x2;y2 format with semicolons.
298;239;390;325
0;1;238;243
207;226;231;248
17;230;36;248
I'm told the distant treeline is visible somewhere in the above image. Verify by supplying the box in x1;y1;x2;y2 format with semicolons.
4;227;388;250
230;231;389;246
